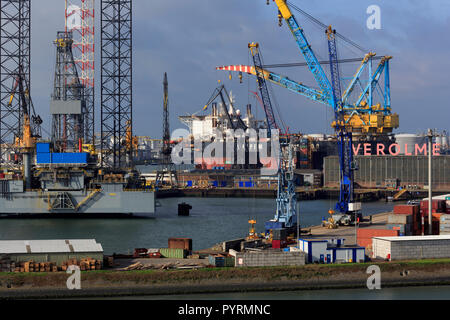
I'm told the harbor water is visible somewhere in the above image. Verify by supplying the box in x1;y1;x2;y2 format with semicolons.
113;285;450;300
0;198;394;254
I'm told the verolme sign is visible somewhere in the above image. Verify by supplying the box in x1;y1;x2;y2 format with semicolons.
353;143;441;156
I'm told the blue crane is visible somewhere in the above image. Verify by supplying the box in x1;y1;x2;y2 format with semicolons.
248;43;298;230
274;0;362;222
326;26;357;217
248;42;279;137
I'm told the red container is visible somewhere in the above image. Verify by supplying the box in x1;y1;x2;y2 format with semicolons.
357;229;399;238
421;200;446;213
358;239;373;248
394;205;419;215
357;229;399;248
272;240;287;249
422;216;440;235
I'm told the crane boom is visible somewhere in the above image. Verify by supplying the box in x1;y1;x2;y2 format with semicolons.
274;0;333;104
248;43;279;135
216;65;328;106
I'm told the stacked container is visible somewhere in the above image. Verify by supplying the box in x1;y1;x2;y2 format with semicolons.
272;228;288;249
357;229;399;249
387;204;421;236
420;200;446;235
440;215;450;235
36;143;51;164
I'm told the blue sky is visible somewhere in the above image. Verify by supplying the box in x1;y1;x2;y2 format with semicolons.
30;0;450;138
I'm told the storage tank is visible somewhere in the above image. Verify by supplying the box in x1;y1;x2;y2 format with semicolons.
436;133;449;149
394;134;426;155
305;134;326;141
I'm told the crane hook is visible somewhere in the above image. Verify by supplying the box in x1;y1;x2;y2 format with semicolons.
266;0;270;5
239;72;243;84
278;10;283;27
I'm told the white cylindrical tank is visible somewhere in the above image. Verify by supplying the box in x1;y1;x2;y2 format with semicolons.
305;134;326;141
394;134;427;155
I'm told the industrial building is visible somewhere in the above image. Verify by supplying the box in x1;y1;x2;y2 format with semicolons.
0;239;103;266
372;236;450;261
298;239;365;264
324;155;450;190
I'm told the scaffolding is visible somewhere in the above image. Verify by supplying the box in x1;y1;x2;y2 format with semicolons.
0;0;31;167
51;31;85;153
101;0;132;170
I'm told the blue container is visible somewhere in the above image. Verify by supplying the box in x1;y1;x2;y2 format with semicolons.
239;182;244;188
264;221;284;235
208;255;225;267
221;181;227;187
36;143;50;153
187;181;193;187
212;181;218;187
245;181;252;188
36;153;51;164
52;153;88;164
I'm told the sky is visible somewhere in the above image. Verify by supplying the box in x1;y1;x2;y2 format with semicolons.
28;0;450;139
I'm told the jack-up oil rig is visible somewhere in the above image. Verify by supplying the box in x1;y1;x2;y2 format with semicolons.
0;0;154;218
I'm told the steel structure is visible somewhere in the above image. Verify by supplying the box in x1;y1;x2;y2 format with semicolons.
156;72;178;188
101;0;133;169
248;43;279;136
216;3;398;135
65;0;95;145
275;141;297;228
0;0;31;167
161;72;171;164
326;26;355;215
273;1;362;220
51;31;85;153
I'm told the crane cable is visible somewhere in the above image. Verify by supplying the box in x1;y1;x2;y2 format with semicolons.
286;1;368;53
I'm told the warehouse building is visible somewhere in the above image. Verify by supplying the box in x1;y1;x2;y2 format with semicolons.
0;239;103;266
298;238;365;264
372;235;450;261
324;155;450;190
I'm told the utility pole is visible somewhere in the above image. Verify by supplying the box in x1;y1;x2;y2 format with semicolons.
427;128;433;236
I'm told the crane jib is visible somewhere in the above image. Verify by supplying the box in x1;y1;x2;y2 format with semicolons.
285;16;333;103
